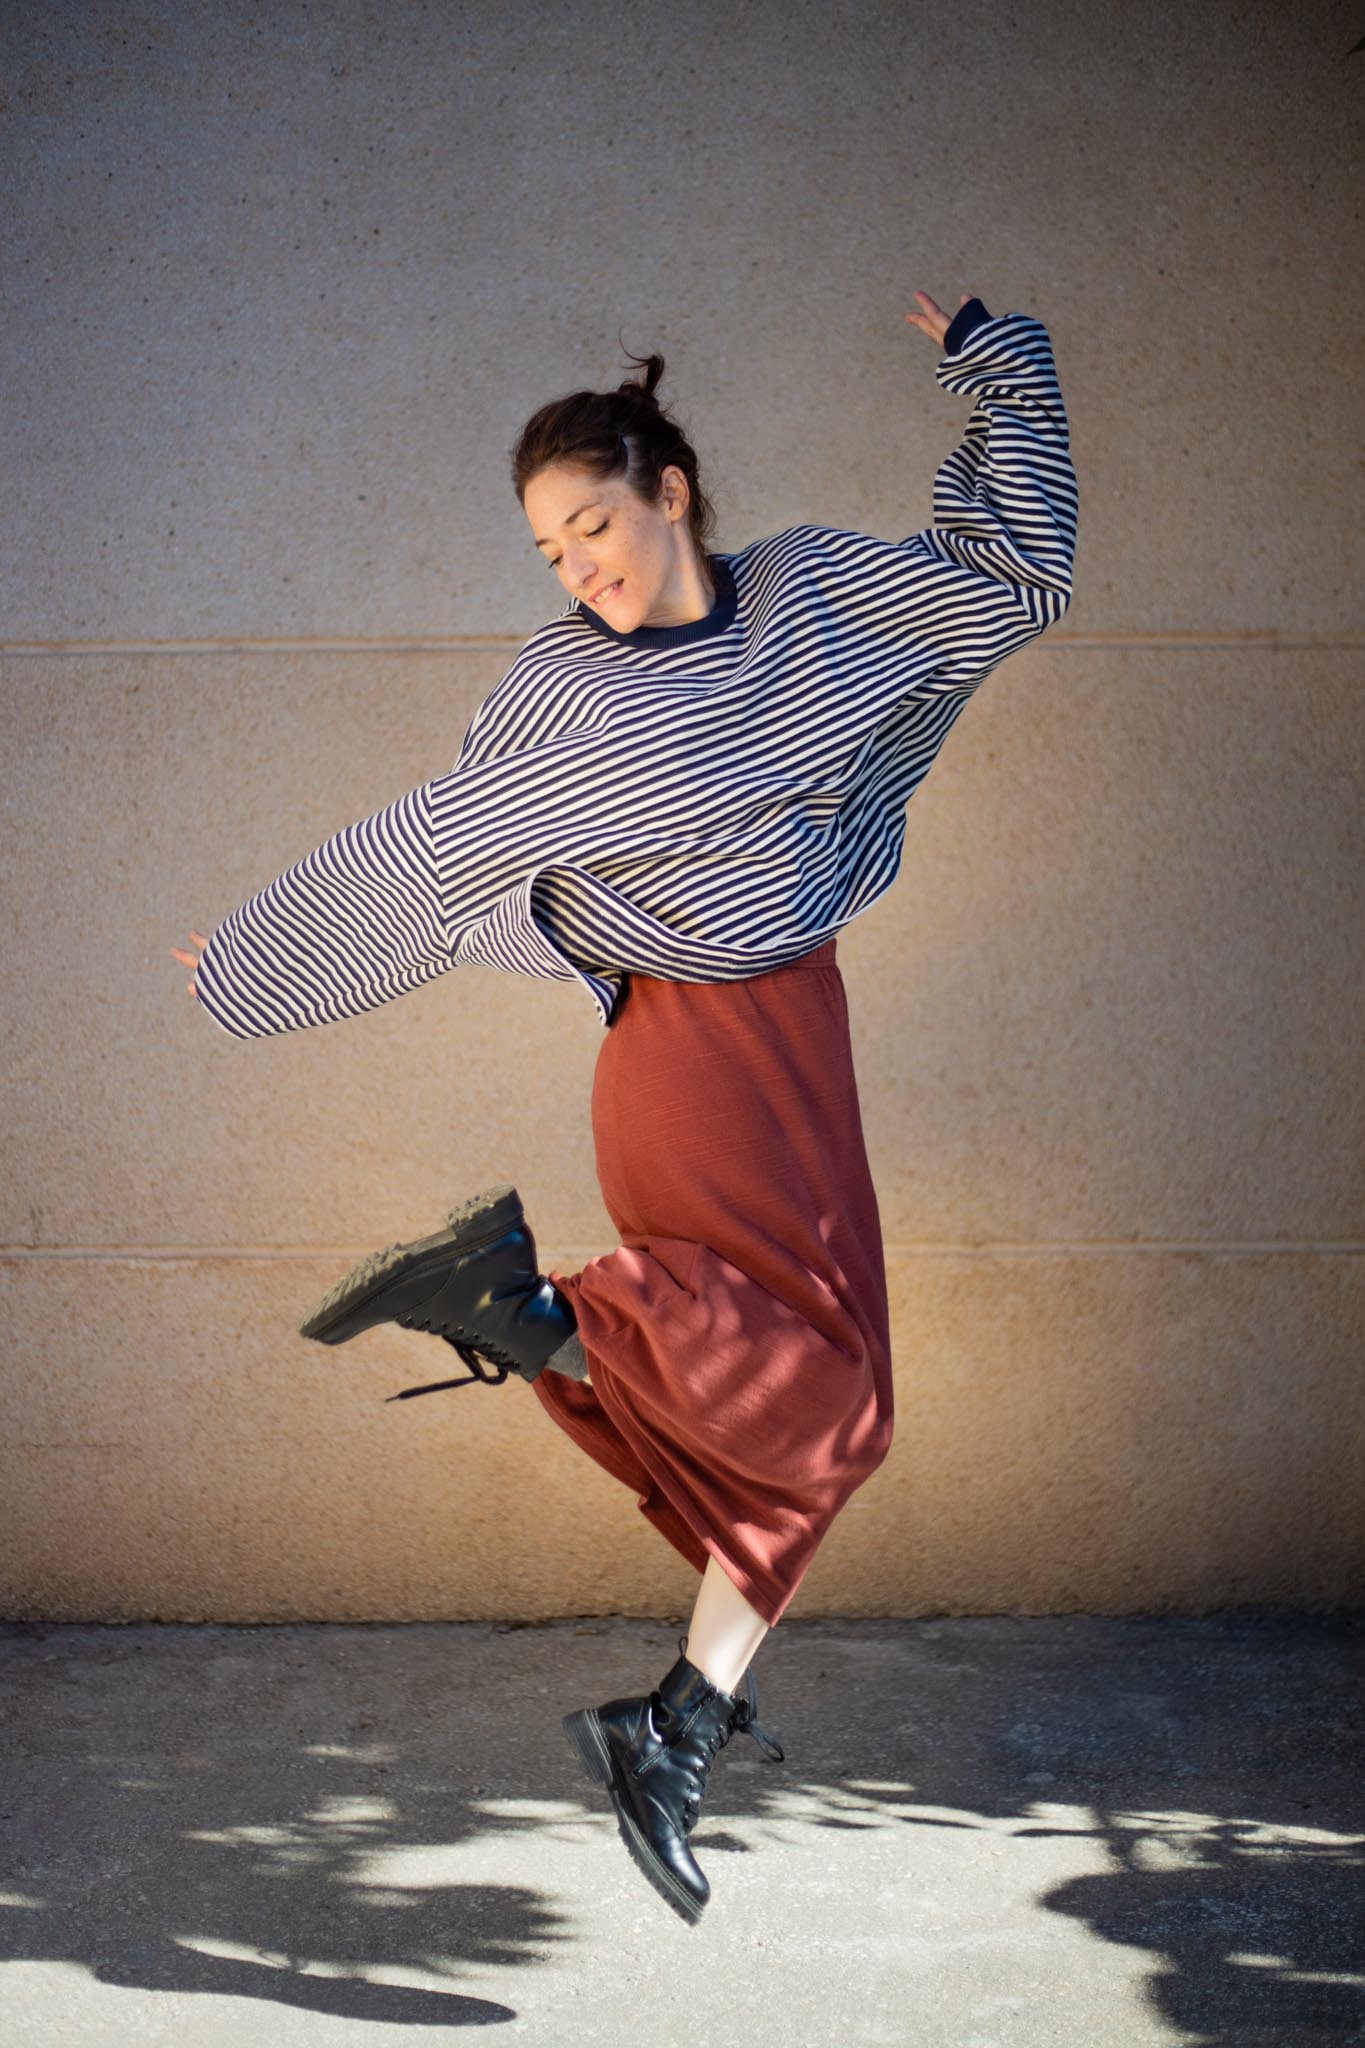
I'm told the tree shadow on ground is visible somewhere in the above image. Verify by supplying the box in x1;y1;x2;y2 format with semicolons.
0;1612;1360;2038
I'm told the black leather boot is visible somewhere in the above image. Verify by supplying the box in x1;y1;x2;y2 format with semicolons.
563;1633;786;1925
296;1184;579;1400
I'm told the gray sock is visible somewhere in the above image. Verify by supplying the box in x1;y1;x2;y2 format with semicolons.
546;1329;589;1380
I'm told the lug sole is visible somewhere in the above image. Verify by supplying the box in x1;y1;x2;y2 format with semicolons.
297;1184;522;1344
561;1707;705;1927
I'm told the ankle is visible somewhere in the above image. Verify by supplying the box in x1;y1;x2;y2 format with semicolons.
546;1328;589;1381
684;1649;742;1699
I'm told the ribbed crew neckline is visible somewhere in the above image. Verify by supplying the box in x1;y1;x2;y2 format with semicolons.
572;552;737;649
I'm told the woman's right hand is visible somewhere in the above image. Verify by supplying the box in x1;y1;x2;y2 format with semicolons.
170;928;210;1000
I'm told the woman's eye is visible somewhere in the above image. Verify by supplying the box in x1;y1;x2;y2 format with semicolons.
547;518;609;570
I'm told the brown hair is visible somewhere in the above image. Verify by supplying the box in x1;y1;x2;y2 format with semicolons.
510;335;719;566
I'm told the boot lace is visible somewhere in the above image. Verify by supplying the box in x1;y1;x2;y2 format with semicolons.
384;1325;517;1402
731;1692;787;1764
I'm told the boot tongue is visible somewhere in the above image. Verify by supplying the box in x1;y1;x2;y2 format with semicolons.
667;1634;786;1763
657;1645;728;1718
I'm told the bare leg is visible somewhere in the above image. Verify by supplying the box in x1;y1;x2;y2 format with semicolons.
684;1553;771;1696
545;1328;590;1382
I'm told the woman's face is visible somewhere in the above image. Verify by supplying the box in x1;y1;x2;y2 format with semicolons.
525;459;710;630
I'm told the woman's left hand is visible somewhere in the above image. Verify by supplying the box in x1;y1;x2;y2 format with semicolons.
904;291;973;350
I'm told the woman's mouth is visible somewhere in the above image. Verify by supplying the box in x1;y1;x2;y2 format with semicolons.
592;580;623;605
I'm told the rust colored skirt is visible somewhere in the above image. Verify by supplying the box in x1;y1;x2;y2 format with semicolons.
533;935;894;1628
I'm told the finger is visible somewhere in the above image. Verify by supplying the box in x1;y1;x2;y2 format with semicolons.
189;929;209;945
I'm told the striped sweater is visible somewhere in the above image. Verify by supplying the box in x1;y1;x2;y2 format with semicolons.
194;297;1078;1040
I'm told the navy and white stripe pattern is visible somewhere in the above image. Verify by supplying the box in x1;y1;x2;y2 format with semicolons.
195;301;1078;1039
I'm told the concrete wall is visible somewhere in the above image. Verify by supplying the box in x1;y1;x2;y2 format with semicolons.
3;0;1362;1621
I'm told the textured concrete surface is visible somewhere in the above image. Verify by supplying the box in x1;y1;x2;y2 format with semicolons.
3;0;1363;1623
2;1613;1363;2045
2;4;1361;642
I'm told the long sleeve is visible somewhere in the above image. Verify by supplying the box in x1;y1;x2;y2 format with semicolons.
194;777;455;1040
910;298;1078;634
188;308;1078;1048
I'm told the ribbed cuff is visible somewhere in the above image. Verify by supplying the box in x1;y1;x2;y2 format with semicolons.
943;295;992;356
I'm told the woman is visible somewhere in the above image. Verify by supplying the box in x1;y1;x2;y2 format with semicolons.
171;288;1078;1925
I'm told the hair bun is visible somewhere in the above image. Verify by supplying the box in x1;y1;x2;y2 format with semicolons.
616;349;666;406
